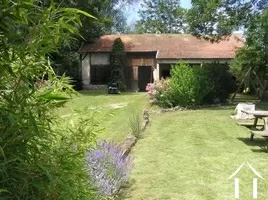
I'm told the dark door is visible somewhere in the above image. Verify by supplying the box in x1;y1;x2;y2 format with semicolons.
138;66;152;91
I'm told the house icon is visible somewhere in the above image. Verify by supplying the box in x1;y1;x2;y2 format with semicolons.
228;162;264;199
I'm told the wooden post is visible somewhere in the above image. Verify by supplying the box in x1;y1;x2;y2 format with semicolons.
133;66;138;92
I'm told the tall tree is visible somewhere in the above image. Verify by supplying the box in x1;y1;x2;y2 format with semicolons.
49;0;137;42
231;10;268;99
187;0;268;99
135;0;187;33
187;0;268;40
47;0;137;90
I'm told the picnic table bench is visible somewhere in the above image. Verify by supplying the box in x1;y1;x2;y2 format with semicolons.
241;110;268;141
236;121;264;127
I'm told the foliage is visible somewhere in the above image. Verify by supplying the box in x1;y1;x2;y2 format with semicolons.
169;63;210;107
128;110;143;139
0;1;97;199
109;38;127;91
52;52;82;90
146;79;172;108
231;10;268;99
202;63;235;103
43;107;99;199
49;0;137;42
47;0;137;90
86;141;133;198
187;0;268;41
147;63;235;107
187;0;268;100
135;0;187;33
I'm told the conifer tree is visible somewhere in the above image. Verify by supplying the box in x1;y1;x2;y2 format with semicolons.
109;38;127;91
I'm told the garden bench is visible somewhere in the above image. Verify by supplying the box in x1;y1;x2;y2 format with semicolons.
241;110;268;127
240;115;268;141
236;122;264;127
236;121;264;128
239;110;268;141
250;130;268;141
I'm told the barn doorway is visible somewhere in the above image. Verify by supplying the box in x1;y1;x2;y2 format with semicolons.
138;66;152;91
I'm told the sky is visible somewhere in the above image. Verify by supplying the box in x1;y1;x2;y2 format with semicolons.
126;0;192;25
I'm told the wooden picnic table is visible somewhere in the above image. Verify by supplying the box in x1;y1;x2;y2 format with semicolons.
241;110;268;126
241;110;268;141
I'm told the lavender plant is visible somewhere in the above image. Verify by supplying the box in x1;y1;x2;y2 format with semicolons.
86;141;133;197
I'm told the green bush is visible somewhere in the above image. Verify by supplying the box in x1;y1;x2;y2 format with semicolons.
0;1;97;199
147;62;234;107
0;59;98;200
201;62;235;103
169;63;210;107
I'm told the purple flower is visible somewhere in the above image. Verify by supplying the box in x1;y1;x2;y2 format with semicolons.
86;141;133;197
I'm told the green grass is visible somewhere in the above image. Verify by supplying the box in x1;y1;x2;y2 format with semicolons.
57;91;148;142
58;92;268;199
123;107;268;200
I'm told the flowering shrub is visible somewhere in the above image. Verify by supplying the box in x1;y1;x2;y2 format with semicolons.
146;78;172;108
146;63;211;107
86;141;133;197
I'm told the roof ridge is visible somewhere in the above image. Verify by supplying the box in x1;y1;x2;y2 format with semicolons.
78;33;244;59
101;33;193;37
100;33;242;37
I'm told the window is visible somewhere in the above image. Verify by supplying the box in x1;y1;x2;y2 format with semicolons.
162;69;171;78
90;65;110;84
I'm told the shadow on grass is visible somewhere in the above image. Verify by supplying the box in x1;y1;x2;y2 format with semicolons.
230;93;268;110
200;93;268;111
231;93;259;102
168;93;266;111
174;95;268;111
78;90;144;97
190;103;236;111
231;98;259;103
237;137;268;153
200;102;268;111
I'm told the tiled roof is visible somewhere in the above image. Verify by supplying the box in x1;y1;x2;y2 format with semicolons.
78;34;243;59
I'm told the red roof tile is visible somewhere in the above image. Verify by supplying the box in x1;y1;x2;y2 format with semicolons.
78;34;243;59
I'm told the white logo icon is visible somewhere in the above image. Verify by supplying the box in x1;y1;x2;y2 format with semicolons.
228;162;264;199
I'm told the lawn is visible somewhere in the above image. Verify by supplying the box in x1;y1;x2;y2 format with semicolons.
123;106;268;200
59;92;268;199
57;91;148;142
